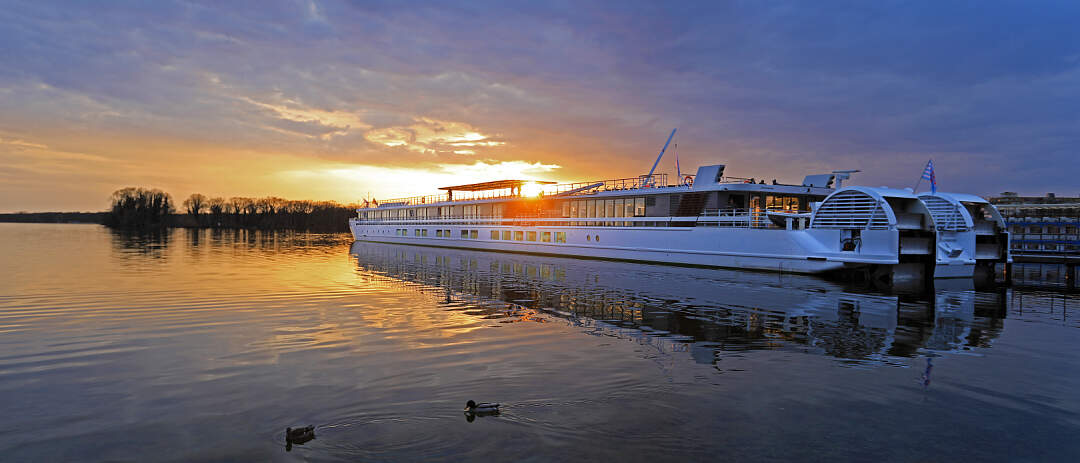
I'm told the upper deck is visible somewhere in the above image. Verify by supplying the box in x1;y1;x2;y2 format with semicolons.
360;165;839;211
354;164;851;230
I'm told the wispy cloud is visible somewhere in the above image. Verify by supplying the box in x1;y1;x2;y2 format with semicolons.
364;118;505;154
241;96;371;139
0;137;48;150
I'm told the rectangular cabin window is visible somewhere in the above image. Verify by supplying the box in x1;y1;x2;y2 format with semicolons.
570;201;579;218
527;231;537;241
436;230;443;237
414;229;420;236
614;198;625;226
555;232;567;243
461;230;468;238
444;229;450;236
587;200;596;218
421;229;428;237
634;197;645;216
605;200;615;219
562;202;570;218
786;197;800;212
470;230;478;239
502;230;511;240
541;231;551;242
491;230;499;240
514;231;524;241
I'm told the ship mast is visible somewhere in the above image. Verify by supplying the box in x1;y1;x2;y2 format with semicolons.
644;128;677;187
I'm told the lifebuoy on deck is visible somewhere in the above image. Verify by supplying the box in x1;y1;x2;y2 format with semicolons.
683;175;694;187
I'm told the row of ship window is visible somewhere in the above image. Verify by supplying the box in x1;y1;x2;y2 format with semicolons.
1011;242;1080;252
395;228;569;243
367;197;649;220
1011;225;1080;234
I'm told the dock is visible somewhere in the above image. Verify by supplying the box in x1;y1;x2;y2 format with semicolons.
990;192;1079;290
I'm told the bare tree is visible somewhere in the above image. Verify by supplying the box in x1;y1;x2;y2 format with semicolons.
183;193;208;217
207;197;226;216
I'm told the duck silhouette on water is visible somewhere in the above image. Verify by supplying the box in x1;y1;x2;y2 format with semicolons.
464;400;500;422
285;425;315;451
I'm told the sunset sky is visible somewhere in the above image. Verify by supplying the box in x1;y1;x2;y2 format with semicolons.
2;1;1079;212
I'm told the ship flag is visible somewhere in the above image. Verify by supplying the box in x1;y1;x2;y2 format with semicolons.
921;159;936;193
675;143;681;178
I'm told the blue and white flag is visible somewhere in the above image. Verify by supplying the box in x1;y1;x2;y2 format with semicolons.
921;159;936;193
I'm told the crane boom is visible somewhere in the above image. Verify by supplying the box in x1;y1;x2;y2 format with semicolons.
645;128;677;186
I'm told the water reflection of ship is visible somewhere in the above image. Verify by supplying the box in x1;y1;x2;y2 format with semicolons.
349;241;1007;365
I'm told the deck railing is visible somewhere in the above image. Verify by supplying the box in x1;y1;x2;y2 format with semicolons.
352;207;793;229
362;174;678;209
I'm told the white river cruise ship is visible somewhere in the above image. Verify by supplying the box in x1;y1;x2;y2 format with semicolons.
349;163;1010;283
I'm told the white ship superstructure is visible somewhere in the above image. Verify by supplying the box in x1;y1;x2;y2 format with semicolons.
349;163;1010;281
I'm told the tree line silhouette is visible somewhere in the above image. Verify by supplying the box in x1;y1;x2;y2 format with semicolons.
105;187;174;229
104;187;357;232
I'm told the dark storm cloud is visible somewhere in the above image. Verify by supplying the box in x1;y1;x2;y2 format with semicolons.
1;0;1078;197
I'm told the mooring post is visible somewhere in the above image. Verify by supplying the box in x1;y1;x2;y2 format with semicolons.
1068;263;1076;291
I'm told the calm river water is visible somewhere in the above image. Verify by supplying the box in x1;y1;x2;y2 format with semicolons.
2;223;1079;461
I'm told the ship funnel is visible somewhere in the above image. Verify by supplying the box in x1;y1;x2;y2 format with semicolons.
690;165;725;189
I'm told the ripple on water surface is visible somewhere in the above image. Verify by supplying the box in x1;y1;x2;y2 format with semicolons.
1;224;1080;462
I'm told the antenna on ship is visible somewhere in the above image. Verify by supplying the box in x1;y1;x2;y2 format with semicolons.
645;128;677;187
675;143;681;178
831;170;861;189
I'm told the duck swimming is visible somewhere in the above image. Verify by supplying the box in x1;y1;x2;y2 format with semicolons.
464;400;500;415
286;426;315;445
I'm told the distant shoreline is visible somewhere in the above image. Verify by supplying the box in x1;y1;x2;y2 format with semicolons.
0;212;348;232
0;212;107;224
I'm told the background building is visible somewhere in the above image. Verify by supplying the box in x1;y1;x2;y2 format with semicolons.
989;193;1080;256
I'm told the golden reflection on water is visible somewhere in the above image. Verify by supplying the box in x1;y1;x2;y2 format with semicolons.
4;224;1080;462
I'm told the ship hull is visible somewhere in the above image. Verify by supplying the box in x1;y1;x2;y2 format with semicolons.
348;222;903;274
